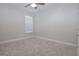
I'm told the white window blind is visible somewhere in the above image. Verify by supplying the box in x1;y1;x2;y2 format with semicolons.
25;16;33;33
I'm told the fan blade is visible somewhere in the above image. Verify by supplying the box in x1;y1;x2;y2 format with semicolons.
36;3;45;5
24;3;31;7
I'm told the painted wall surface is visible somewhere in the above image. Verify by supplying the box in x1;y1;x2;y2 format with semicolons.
34;3;79;44
0;11;3;40
0;4;34;41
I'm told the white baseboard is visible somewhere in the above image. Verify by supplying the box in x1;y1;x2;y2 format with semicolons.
35;35;77;47
0;35;77;48
0;36;34;44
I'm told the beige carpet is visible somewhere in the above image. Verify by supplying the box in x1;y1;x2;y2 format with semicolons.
0;38;77;56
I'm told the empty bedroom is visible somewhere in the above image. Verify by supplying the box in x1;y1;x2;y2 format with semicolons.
0;3;79;56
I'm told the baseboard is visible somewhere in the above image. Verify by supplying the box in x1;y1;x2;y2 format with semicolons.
0;35;77;48
0;36;34;44
35;35;77;47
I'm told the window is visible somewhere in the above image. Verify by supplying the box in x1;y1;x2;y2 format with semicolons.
25;16;33;33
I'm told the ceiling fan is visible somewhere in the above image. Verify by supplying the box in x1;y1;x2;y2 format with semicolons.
24;3;45;9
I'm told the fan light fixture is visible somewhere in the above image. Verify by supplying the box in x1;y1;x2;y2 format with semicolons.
31;3;37;8
24;3;45;9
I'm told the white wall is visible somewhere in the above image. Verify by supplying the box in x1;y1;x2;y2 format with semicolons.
0;11;3;40
0;4;34;41
0;3;79;44
34;3;79;44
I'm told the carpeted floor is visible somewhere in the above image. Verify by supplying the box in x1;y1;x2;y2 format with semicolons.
0;38;77;56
